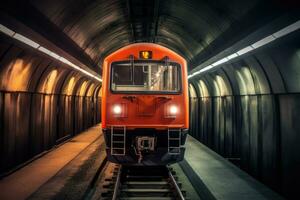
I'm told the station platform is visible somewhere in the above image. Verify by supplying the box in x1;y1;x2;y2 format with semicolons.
0;124;102;200
0;127;285;200
180;135;284;200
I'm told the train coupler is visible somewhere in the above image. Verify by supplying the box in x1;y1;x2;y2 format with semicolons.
135;136;156;163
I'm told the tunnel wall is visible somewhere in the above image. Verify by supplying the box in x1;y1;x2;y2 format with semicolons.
0;36;101;175
188;32;300;198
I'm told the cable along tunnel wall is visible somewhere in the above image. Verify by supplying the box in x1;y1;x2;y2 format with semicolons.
188;32;300;199
0;36;102;175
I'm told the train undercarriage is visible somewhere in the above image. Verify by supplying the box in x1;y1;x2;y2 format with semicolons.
103;127;188;165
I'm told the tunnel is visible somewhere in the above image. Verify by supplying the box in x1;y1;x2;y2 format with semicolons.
0;0;300;199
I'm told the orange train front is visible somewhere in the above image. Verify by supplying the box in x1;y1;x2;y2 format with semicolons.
101;43;189;165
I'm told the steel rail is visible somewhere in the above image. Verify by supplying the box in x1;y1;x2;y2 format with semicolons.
112;165;122;200
168;168;185;200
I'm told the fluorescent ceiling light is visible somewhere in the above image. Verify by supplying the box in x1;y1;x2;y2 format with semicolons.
211;58;228;66
0;24;15;36
37;46;52;55
0;23;101;82
70;63;80;70
236;46;254;56
199;65;213;73
94;76;102;82
59;57;72;65
188;20;300;79
273;20;300;38
227;53;238;60
13;33;40;48
49;51;60;60
38;46;60;59
251;35;276;49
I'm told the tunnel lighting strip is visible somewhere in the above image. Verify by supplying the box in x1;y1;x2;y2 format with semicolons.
0;24;102;82
188;19;300;79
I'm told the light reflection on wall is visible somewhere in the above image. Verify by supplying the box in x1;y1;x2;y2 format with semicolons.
79;81;88;96
86;83;95;96
98;87;102;97
235;67;255;95
189;84;197;98
66;76;75;95
0;58;32;91
199;80;209;97
41;70;58;94
215;75;228;96
213;79;221;96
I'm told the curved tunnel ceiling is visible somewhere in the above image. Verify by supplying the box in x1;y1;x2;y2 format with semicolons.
1;0;297;75
12;0;290;72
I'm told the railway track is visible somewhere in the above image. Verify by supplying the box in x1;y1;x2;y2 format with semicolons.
101;165;186;200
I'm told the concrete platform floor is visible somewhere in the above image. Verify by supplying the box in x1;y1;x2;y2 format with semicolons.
181;135;284;200
0;128;286;200
0;124;102;200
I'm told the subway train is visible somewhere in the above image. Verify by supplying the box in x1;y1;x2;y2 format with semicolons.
101;43;189;165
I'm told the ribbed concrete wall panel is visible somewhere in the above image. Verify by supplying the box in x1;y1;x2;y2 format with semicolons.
0;39;101;175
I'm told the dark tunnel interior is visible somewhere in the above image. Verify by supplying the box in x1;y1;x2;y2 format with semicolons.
0;0;300;199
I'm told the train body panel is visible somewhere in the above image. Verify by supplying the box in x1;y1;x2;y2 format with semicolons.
101;43;189;165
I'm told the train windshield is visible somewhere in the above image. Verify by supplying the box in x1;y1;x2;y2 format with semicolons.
111;61;181;93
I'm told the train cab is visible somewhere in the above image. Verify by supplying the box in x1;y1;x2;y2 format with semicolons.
101;43;189;165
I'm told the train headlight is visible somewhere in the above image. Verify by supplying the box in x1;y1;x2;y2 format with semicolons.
169;105;178;115
165;104;179;118
113;105;122;114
